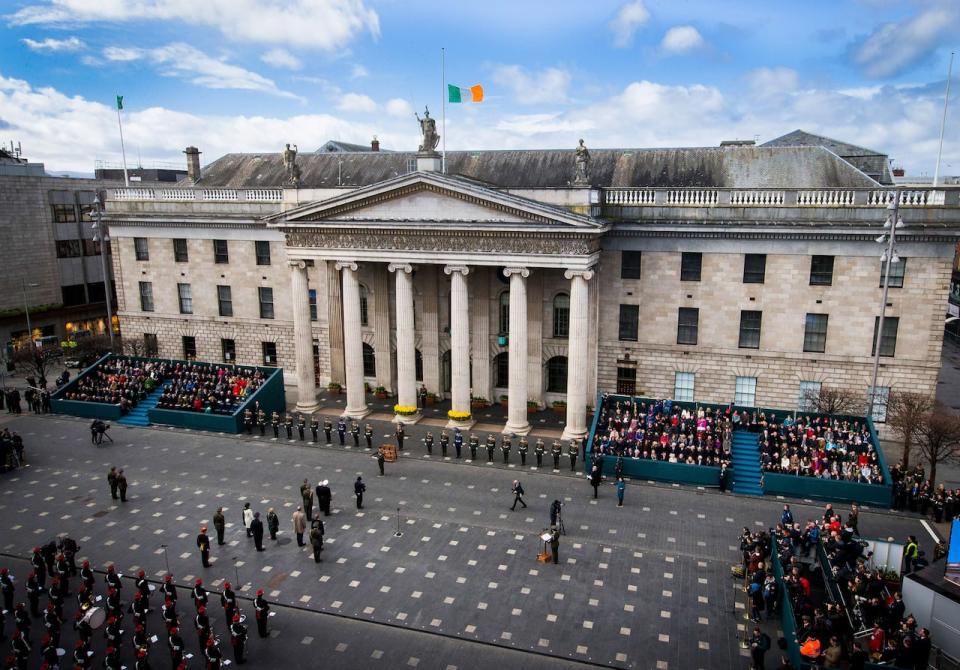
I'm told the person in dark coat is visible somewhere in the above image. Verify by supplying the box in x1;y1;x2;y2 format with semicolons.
117;469;128;502
266;508;279;540
354;476;366;509
196;526;211;568
213;507;226;546
316;480;332;516
590;464;602;499
250;513;265;551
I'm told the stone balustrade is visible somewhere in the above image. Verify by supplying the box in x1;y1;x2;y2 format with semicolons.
110;187;283;203
602;187;960;209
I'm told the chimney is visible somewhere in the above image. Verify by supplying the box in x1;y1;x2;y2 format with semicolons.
371;136;380;152
183;146;201;183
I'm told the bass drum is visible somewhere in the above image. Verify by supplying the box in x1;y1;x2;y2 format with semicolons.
82;606;106;629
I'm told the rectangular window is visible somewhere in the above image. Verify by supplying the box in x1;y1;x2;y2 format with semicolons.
213;239;229;264
143;333;158;357
868;385;890;423
798;381;822;411
255;240;271;266
872;316;899;357
139;282;154;312
81;239;102;256
259;287;274;319
61;284;86;306
134;237;149;261
809;255;834;286
173;238;189;262
262;341;277;367
735;376;757;406
621;250;642;279
308;289;318;321
674;372;695;402
182;336;196;360
803;313;828;353
680;252;702;282
880;258;906;288
677;307;699;345
217;285;233;317
616;367;637;395
177;283;193;314
51;204;76;223
55;240;82;258
738;310;762;349
87;282;105;303
743;254;766;283
618;304;639;341
221;338;236;362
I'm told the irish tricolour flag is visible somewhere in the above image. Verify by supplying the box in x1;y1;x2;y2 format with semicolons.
448;84;484;103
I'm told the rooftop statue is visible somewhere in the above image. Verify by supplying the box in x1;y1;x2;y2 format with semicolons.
416;107;440;155
573;138;590;185
283;143;301;187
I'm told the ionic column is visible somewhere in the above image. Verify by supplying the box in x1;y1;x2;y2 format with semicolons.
389;263;419;423
503;267;531;435
562;269;594;441
289;259;319;413
444;265;473;427
337;261;369;418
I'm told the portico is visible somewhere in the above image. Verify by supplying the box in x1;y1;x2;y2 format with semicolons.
269;170;604;437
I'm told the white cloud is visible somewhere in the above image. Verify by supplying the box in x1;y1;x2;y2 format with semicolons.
21;35;84;51
350;64;369;79
99;43;299;99
660;25;705;54
261;48;302;70
609;0;650;48
491;65;571;105
337;92;377;113
385;98;413;118
745;67;799;99
852;4;958;78
6;0;380;51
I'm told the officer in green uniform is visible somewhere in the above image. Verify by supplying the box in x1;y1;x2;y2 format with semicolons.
469;433;479;460
310;416;319;443
500;434;511;464
350;420;360;447
551;439;562;469
297;413;306;441
568;440;579;471
486;434;496;462
243;409;253;435
271;411;281;439
364;423;374;449
323;418;333;444
440;431;449;458
395;423;405;451
424;431;434;455
257;409;267;436
535;438;545;467
284;412;294;440
518;436;528;466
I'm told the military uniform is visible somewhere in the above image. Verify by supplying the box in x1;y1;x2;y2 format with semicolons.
337;418;347;445
253;591;270;638
257;409;267;436
271;412;280;439
535;439;545;467
424;432;434;455
395;424;405;450
284;413;294;440
518;437;528;465
552;440;562;469
568;440;579;471
243;409;253;435
440;431;449;457
297;414;306;441
350;421;360;447
230;616;248;664
323;418;333;444
377;448;385;476
310;416;319;443
454;429;463;458
501;435;511;464
486;435;496;461
469;434;479;460
365;423;374;449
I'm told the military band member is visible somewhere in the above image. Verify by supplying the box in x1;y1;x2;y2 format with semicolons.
253;589;270;638
337;417;347;446
469;433;479;460
243;409;253;434
519;436;529;466
440;430;449;457
500;434;511;464
168;626;185;667
365;423;374;449
257;408;267;436
43;603;61;646
105;587;121;622
486;434;496;461
454;428;463;458
424;431;434;455
195;605;211;649
220;581;237;626
350;420;360;447
230;613;248;664
297;413;306;441
284;412;294;440
162;597;178;633
191;579;208;611
197;526;211;568
26;571;41;617
323;417;333;444
535;438;545;467
568;440;579;471
552;440;563;469
310;416;319;443
395;423;405;450
80;560;95;592
271;411;280;439
30;547;45;589
104;614;121;649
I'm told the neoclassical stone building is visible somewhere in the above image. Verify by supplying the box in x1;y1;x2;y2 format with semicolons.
103;133;960;437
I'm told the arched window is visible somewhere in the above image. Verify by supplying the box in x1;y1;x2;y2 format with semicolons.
362;343;376;377
359;284;369;326
546;356;568;393
498;291;510;335
494;352;509;388
553;293;570;338
415;349;423;382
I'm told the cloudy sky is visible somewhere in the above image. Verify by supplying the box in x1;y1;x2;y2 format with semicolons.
1;0;958;176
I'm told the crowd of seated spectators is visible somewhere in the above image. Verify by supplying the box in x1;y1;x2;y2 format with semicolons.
155;362;265;414
60;358;168;412
590;395;732;467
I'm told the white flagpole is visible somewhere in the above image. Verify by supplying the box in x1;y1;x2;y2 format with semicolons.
116;98;130;187
933;51;954;187
441;47;446;174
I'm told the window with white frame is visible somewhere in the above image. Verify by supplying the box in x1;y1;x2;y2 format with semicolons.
868;385;890;423
674;372;695;402
735;376;757;406
798;381;822;411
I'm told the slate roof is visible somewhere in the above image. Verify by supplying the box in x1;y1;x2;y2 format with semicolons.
761;130;892;184
316;140;387;153
186;144;881;190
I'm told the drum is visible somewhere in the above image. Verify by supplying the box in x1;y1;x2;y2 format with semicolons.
83;606;106;629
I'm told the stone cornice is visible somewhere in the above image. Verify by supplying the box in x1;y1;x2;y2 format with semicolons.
606;228;960;242
286;229;600;256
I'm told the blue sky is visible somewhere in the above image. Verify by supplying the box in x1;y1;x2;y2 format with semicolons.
0;0;958;175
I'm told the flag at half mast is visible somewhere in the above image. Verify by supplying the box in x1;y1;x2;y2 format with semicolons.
448;84;483;103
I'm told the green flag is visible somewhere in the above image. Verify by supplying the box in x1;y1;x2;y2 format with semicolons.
116;95;123;110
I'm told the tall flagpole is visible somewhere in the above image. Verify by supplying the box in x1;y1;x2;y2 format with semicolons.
933;51;954;187
116;96;130;187
441;47;446;174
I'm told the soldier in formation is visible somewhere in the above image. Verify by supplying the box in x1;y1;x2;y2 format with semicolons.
518;436;528;465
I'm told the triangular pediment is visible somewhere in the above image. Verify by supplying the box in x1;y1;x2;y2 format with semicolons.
267;171;602;229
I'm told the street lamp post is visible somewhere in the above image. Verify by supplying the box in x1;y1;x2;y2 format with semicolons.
91;195;116;350
21;279;39;344
868;193;902;422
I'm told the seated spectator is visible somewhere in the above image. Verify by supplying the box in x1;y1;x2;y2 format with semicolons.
155;362;264;415
61;357;169;413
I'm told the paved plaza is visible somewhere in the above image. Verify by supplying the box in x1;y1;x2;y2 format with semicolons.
0;412;939;669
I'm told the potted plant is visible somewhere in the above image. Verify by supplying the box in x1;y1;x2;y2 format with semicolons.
527;400;539;413
499;394;509;409
447;409;472;422
470;396;489;410
425;391;437;406
373;385;389;399
327;381;342;394
552;400;567;414
394;404;419;417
